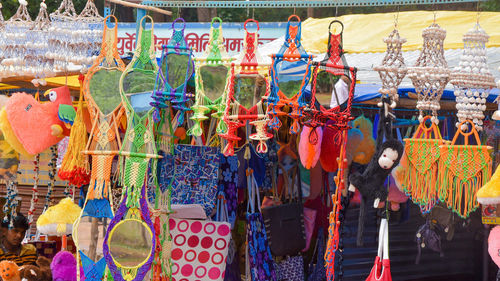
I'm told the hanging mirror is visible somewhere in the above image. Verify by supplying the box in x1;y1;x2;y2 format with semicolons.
267;15;312;135
189;17;233;138
108;219;153;268
76;15;126;281
220;19;272;155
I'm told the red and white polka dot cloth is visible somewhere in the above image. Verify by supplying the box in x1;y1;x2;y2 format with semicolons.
170;218;232;281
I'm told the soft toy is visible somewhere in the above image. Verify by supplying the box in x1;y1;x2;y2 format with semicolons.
477;165;500;205
37;198;82;236
36;257;52;281
19;265;41;281
0;260;20;281
349;98;403;208
351;115;376;165
0;86;73;156
488;226;500;279
51;251;77;281
299;126;322;169
319;121;342;172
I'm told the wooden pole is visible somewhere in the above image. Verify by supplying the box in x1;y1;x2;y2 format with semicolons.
105;0;172;16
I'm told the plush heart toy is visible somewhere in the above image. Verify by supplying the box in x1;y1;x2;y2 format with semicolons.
489;226;500;269
299;126;322;169
0;86;72;156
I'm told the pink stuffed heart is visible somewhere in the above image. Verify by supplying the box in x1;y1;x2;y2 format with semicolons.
299;126;322;169
4;92;68;155
489;226;500;268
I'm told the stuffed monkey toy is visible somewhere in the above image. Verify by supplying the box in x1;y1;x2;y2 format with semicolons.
348;96;403;208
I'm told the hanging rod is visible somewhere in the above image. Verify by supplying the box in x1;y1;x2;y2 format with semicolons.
141;0;485;8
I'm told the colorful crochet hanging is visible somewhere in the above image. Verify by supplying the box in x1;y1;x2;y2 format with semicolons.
104;15;159;281
58;75;90;187
305;20;356;134
189;17;232;138
82;15;126;201
220;19;272;156
401;116;447;213
267;15;312;134
438;120;492;218
152;18;194;126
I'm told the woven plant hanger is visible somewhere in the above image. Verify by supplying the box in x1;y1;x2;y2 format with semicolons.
401;116;447;213
267;15;312;135
305;20;356;136
407;22;450;123
58;75;90;186
82;15;126;200
152;18;194;126
438;120;492;218
374;27;407;104
220;19;272;156
189;17;233;138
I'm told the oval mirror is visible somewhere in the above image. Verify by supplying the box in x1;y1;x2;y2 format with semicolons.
315;70;341;105
276;60;308;99
89;68;123;115
122;68;157;117
108;219;153;268
75;217;107;262
163;53;193;90
199;65;228;101
234;74;266;109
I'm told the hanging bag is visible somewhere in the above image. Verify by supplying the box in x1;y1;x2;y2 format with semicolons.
262;163;306;256
307;228;326;281
402;116;447;213
366;218;392;281
438;120;492;218
276;255;305;281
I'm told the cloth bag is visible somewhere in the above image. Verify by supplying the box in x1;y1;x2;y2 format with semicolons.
307;228;326;281
366;218;392;281
158;144;220;216
170;218;231;281
276;255;304;281
262;163;306;256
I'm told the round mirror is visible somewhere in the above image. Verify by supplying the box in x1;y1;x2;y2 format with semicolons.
276;60;308;98
234;74;265;109
199;65;229;101
164;53;193;90
122;69;157;117
75;217;107;262
88;68;123;115
108;219;153;268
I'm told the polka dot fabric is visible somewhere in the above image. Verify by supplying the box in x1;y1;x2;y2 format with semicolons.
170;218;232;281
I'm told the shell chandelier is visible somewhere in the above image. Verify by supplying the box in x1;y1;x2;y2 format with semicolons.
374;28;407;106
408;23;450;123
0;0;102;82
450;24;495;131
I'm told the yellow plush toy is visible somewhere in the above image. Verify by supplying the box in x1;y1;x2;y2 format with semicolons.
37;198;82;236
352;115;376;165
477;165;500;205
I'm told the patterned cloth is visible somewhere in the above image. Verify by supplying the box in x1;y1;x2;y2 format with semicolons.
277;255;304;281
158;145;220;216
247;212;277;281
218;154;238;226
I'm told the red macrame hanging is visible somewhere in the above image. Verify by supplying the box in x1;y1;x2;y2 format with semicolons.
220;19;272;156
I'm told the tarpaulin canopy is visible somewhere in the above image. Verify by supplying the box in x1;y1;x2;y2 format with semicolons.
301;11;500;54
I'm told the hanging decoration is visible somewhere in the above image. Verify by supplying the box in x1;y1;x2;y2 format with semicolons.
189;17;232;138
374;27;407;104
407;22;449;123
26;0;54;82
450;23;495;131
438;120;492;218
220;19;272;156
267;15;312;134
152;18;194;126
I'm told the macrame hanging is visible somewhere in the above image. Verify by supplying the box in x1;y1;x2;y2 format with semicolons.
438;120;492;218
104;16;159;281
267;15;312;134
220;19;272;156
401;116;447;213
48;0;77;71
407;22;450;123
27;155;40;229
189;17;232;138
25;0;53;81
74;0;103;71
374;28;407;104
3;172;20;228
450;23;495;131
152;18;194;127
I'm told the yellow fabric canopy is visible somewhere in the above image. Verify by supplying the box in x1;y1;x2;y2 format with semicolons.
302;11;500;54
45;75;80;88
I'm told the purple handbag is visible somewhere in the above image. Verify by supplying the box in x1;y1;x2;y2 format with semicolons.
276;255;304;281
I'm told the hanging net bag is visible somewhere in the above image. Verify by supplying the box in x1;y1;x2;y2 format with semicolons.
407;22;450;123
220;19;272;156
152;18;194;126
267;15;312;135
438;120;492;218
189;17;232;138
450;23;495;131
401;116;447;213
